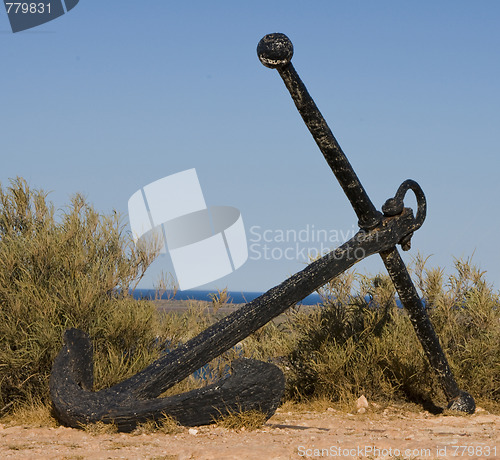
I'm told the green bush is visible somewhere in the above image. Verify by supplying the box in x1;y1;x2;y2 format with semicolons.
283;255;500;408
0;178;162;411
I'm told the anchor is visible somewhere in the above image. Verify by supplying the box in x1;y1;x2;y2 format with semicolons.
50;33;475;432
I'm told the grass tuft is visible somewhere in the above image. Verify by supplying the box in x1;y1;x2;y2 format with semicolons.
132;414;183;435
80;420;118;435
2;398;58;427
214;407;268;431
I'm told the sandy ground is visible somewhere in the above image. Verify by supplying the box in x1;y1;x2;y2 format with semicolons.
0;405;498;460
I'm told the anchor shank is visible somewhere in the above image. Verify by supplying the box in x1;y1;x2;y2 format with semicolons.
276;62;382;230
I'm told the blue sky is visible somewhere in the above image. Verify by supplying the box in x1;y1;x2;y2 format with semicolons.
1;1;499;292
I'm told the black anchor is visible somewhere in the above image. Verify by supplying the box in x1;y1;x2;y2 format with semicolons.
50;34;475;432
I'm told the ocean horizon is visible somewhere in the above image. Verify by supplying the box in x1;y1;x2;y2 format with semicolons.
133;289;323;305
133;289;407;308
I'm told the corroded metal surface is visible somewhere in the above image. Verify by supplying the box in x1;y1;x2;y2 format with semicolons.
51;329;284;431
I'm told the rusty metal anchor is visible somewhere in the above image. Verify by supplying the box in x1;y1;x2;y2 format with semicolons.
50;34;475;432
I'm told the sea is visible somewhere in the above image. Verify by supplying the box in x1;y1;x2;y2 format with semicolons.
132;289;323;305
131;288;325;381
131;288;403;381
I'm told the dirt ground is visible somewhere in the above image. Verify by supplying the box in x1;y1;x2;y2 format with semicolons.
0;404;498;460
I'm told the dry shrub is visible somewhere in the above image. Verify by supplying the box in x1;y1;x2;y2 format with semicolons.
0;178;162;412
283;256;499;409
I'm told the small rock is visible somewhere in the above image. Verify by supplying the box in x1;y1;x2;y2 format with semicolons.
356;395;369;410
327;407;334;412
188;428;198;435
357;407;366;414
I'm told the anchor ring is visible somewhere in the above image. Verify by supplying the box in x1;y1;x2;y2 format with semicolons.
382;179;427;233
